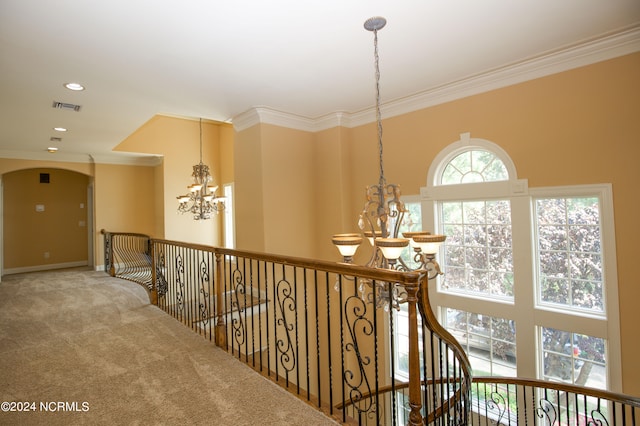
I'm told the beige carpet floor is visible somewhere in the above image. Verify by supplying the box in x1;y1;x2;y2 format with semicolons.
0;269;339;426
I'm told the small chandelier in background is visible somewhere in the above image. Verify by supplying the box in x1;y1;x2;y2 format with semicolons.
332;17;446;308
177;118;225;220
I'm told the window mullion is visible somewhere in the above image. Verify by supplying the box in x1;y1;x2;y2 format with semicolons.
510;195;537;379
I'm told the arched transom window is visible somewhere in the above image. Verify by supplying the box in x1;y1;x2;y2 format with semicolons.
441;149;508;184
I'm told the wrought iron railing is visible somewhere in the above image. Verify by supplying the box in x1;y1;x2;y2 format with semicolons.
470;377;640;425
101;230;153;293
102;231;640;425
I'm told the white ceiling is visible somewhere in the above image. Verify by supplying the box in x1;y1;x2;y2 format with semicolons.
1;1;639;163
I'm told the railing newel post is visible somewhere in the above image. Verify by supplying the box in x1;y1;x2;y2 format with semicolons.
406;275;423;426
214;252;227;349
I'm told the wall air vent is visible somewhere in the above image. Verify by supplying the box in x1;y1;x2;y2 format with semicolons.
52;101;81;112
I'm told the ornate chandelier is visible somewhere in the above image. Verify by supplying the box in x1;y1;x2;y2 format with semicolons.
332;17;446;308
176;118;225;220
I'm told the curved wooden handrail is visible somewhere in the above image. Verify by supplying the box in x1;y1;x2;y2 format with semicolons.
338;376;640;423
336;378;464;424
103;230;640;425
335;273;474;424
416;273;473;425
101;229;152;239
473;376;640;408
418;275;473;382
336;377;465;407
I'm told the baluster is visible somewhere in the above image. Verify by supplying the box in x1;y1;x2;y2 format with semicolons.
149;240;158;305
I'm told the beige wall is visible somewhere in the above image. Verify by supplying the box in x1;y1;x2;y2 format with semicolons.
0;157;160;273
153;162;165;239
93;163;157;235
0;50;637;395
313;126;355;261
92;163;158;266
219;124;235;184
1;160;92;274
3;168;89;271
115;115;232;246
235;52;640;395
261;125;316;257
355;53;640;395
354;52;640;397
234;124;316;257
234;124;265;252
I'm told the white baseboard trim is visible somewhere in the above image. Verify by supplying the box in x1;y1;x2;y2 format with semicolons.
3;261;89;275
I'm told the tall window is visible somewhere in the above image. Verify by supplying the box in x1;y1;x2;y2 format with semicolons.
534;195;609;386
414;133;620;390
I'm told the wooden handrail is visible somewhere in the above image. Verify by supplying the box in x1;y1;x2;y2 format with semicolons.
418;274;473;380
336;378;464;425
473;376;640;408
103;230;640;425
100;229;151;239
149;237;422;285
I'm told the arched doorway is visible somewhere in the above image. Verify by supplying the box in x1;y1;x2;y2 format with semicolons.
1;168;94;278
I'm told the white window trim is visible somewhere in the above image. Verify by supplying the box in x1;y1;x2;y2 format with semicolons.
417;134;621;392
422;184;621;391
223;183;236;249
529;183;621;392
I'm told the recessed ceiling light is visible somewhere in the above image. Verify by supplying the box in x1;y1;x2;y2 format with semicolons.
53;127;67;132
64;82;85;91
47;147;58;153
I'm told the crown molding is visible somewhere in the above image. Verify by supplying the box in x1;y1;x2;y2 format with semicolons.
89;153;163;166
375;24;640;127
233;107;358;133
233;24;640;133
0;150;162;166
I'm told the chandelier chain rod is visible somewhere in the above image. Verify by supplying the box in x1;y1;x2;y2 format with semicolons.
332;17;447;313
373;27;385;189
199;118;203;164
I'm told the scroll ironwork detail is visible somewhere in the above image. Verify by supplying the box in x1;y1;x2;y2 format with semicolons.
231;266;246;347
175;253;185;312
486;386;508;425
155;251;168;297
536;398;558;425
198;258;210;325
275;278;296;373
343;294;375;418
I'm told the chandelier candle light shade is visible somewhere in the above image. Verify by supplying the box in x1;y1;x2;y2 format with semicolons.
332;17;447;301
176;118;225;220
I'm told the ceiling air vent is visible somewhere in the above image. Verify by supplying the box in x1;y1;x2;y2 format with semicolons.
50;137;62;142
52;101;81;112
